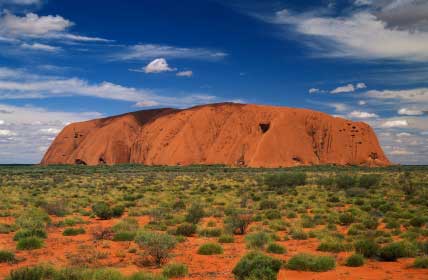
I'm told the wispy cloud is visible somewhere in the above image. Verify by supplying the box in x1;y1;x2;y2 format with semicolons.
266;8;428;61
115;44;227;61
0;11;111;43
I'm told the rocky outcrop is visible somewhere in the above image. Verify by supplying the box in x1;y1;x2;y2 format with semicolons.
41;103;390;167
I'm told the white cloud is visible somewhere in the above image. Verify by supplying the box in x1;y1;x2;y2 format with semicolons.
273;10;428;61
309;88;320;94
134;100;160;107
0;103;102;163
0;67;242;109
331;84;355;94
0;67;21;78
348;110;378;119
176;70;193;77
358;100;367;105
1;0;41;5
389;149;414;155
0;11;110;42
356;82;367;89
21;42;60;52
0;129;16;136
398;108;425;116
116;44;227;61
39;128;60;135
397;132;412;137
144;58;175;74
366;88;428;102
381;119;409;128
0;120;4;125
0;12;72;37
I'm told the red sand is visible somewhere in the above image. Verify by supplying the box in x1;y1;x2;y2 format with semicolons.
1;216;427;279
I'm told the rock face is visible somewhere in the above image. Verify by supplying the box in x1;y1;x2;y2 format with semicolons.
41;103;390;167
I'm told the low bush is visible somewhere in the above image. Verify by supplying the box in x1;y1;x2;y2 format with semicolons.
359;174;380;188
185;203;205;224
175;223;196;237
113;231;136;241
336;175;358;189
112;205;125;218
197;243;223;255
317;239;352;253
0;250;16;264
354;239;379;258
290;228;308;240
233;251;282;280
162;263;188;278
0;223;17;234
16;237;44;250
245;232;270;250
92;202;113;220
345;254;364;267
224;211;252;235
287;253;336;272
266;243;286;254
13;229;47;241
264;172;306;193
413;257;428;269
379;242;417;261
63;227;85;236
135;231;176;266
218;234;234;243
198;227;222;237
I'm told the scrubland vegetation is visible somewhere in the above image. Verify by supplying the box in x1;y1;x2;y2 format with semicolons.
0;164;427;279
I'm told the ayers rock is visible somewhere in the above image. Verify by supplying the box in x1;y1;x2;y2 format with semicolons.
41;103;390;167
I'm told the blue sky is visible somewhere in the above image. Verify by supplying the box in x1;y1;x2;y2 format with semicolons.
0;0;427;164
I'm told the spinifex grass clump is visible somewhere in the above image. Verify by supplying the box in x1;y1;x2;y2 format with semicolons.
135;231;176;266
287;253;336;272
197;243;223;255
233;251;282;280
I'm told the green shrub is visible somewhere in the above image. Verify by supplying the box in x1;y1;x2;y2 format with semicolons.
162;263;188;278
335;175;358;189
264;173;306;193
359;174;380;188
265;210;282;220
16;237;44;250
15;208;50;232
92;202;113;220
112;218;139;233
0;250;16;263
185;203;205;224
245;232;270;250
13;229;47;241
112;205;125;218
338;212;355;225
409;216;428;228
266;243;286;254
113;231;136;241
175;223;196;236
259;200;277;210
135;231;176;266
379;242;417;261
413;257;428;269
290;228;308;240
197;243;223;255
63;227;85;236
287;253;336;272
354;239;379;258
233;251;282;280
218;234;234;243
317;239;352;253
224;211;252;235
199;228;222;237
345;254;364;267
7;265;55;280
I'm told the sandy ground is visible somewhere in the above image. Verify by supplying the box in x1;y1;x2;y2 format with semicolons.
1;216;427;280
